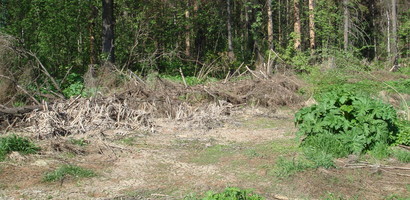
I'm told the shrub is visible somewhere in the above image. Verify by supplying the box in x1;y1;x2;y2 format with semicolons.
43;164;96;182
295;88;399;156
0;135;40;161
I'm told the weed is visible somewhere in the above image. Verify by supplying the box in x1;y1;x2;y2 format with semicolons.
185;187;264;200
303;147;335;169
392;149;410;163
369;143;391;160
274;156;312;177
295;88;398;155
396;120;410;146
0;134;40;161
43;164;96;182
120;137;136;146
69;138;89;146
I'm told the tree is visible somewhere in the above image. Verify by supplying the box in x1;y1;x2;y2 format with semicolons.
227;0;234;59
267;0;274;49
343;0;349;51
390;0;398;67
293;0;301;51
102;0;115;64
308;0;315;52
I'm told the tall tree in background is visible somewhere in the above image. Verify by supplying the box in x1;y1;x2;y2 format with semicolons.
227;0;234;59
391;0;398;66
267;0;274;49
293;0;301;52
102;0;115;64
185;1;191;57
343;0;349;51
308;0;315;53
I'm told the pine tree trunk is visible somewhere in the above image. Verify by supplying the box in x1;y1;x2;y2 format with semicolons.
227;0;235;59
308;0;315;53
293;0;301;52
267;0;274;49
391;0;398;66
343;0;349;51
102;0;115;64
185;8;191;57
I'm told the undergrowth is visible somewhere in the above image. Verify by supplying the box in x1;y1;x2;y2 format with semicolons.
43;164;96;182
295;88;399;156
184;187;264;200
0;135;39;161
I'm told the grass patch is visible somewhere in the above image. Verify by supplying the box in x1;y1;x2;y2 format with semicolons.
184;187;264;200
0;134;39;161
392;149;410;163
240;117;278;129
69;138;89;146
43;164;96;182
274;156;313;178
190;145;235;165
119;137;137;146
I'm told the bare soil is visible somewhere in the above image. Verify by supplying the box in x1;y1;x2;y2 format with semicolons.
0;107;409;200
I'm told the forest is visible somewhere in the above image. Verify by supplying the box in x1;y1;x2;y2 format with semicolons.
0;0;410;199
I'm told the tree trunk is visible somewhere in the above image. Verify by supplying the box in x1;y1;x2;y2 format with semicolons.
308;0;315;53
343;0;349;51
387;10;391;58
267;0;274;49
185;8;191;57
293;0;301;52
227;0;234;59
102;0;115;64
391;0;398;66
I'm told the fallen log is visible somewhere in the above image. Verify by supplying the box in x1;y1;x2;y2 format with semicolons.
0;105;43;116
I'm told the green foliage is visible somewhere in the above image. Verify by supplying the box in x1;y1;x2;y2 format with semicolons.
43;164;96;182
185;187;264;200
396;120;410;146
295;88;399;155
0;134;39;161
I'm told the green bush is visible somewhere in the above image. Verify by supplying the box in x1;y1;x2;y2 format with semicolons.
295;88;399;156
185;187;264;200
43;164;96;182
0;135;40;161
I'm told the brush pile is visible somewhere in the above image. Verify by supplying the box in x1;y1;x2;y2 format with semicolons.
1;73;306;136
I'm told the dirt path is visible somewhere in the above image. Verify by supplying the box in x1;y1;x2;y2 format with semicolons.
0;108;409;200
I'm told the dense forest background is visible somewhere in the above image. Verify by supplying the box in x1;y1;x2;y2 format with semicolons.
0;0;409;102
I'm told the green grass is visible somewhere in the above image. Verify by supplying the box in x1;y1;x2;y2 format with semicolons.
184;187;264;200
274;156;313;178
392;149;410;163
43;164;96;182
69;138;89;146
0;134;40;161
190;145;235;165
119;137;137;146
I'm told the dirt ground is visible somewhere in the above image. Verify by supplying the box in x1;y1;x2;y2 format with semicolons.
0;106;409;200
